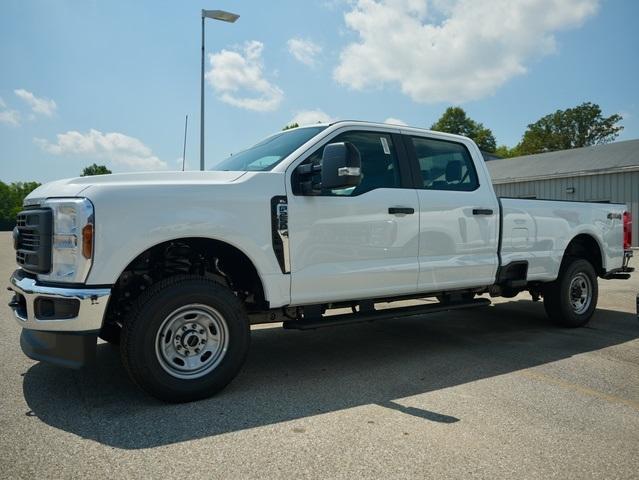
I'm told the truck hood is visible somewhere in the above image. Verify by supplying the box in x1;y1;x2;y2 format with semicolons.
24;171;247;205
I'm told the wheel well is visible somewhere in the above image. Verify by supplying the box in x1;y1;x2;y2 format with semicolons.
103;238;267;332
563;234;603;275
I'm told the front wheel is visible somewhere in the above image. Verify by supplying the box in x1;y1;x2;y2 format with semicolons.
543;258;598;328
120;275;250;402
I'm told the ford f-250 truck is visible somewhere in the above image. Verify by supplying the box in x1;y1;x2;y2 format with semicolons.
8;121;634;402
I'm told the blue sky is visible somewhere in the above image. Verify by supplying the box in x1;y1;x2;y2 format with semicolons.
0;0;637;183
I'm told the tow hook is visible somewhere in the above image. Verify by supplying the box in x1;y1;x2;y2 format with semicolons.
6;287;19;309
8;296;20;309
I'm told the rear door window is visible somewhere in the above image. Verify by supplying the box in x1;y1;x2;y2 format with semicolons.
410;137;479;191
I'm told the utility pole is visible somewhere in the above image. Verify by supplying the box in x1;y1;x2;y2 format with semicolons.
182;114;188;171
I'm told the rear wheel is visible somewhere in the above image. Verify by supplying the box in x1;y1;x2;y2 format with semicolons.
543;258;598;327
120;275;250;402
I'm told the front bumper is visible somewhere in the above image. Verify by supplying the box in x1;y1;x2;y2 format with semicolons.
8;269;111;369
8;269;111;332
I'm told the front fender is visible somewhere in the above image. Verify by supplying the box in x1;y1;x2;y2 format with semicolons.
82;174;290;306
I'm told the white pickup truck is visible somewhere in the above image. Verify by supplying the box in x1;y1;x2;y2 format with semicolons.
9;121;634;402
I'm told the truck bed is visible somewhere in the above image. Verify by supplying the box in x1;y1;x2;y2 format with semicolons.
498;197;626;282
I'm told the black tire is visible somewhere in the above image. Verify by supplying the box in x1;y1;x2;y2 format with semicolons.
120;275;250;403
543;258;598;328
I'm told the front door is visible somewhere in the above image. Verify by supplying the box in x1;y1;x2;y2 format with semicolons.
287;129;420;305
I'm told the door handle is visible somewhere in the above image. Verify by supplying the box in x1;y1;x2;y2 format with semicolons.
472;208;494;215
388;207;415;215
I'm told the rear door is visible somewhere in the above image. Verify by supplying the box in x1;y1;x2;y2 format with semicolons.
286;128;420;305
403;134;500;292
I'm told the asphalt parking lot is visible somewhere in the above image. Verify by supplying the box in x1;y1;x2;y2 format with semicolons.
1;231;638;479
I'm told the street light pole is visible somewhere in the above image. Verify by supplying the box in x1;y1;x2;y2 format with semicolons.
200;14;205;171
199;9;240;172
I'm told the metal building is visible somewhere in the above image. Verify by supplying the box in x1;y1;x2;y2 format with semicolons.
486;139;639;246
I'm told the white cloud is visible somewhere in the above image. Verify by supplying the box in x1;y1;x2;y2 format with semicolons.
206;41;283;112
0;97;20;126
290;109;334;126
14;89;57;116
334;0;599;103
287;38;322;67
35;129;167;170
384;117;407;126
0;110;20;126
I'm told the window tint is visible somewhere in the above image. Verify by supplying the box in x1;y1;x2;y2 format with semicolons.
411;137;479;191
302;131;401;196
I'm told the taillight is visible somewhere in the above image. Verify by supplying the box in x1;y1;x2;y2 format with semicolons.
623;211;632;250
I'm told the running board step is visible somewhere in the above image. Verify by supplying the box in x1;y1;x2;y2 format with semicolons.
604;273;631;280
505;279;527;288
283;298;491;330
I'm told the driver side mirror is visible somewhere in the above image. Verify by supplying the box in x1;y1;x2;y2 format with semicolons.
320;142;362;190
296;141;362;195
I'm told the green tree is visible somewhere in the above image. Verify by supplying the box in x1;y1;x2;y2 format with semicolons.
431;107;497;152
282;122;299;131
0;181;41;230
494;145;519;159
81;164;112;176
517;102;623;155
0;182;11;229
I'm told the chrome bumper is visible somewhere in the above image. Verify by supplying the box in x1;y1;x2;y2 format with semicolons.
8;270;111;332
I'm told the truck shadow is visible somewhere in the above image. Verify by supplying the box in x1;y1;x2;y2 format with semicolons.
23;300;638;449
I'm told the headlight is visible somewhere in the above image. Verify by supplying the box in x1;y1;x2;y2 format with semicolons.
38;198;94;283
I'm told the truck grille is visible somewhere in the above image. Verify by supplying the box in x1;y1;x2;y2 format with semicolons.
15;209;52;274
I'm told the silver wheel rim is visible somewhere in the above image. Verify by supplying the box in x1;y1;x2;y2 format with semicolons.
155;304;229;379
569;272;592;315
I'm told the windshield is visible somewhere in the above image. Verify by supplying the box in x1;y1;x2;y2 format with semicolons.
211;126;327;171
